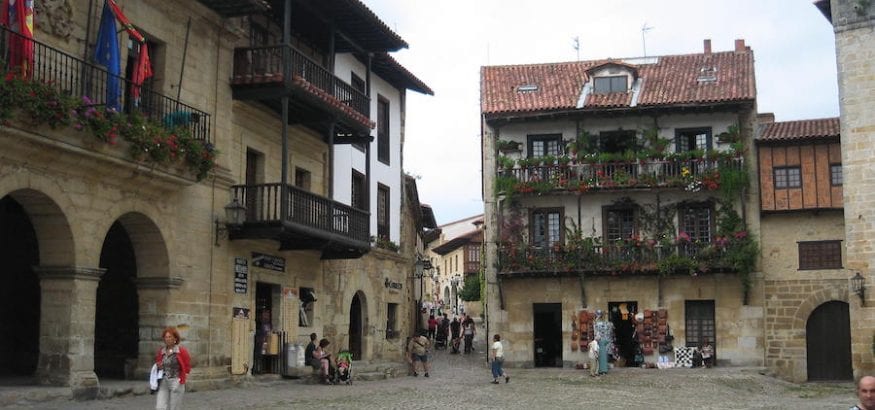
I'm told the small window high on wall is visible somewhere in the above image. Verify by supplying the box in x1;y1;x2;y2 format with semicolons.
798;241;843;270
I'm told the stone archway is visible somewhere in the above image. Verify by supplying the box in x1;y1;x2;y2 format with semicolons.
95;212;173;379
0;195;41;378
94;221;140;379
806;301;852;381
0;188;89;390
349;291;368;360
789;283;850;382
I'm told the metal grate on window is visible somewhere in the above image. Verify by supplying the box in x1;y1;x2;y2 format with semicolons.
798;241;842;270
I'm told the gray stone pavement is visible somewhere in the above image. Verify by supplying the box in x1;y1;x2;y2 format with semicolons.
1;339;858;409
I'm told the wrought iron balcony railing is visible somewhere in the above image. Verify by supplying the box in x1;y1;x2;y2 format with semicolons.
497;241;735;276
231;183;370;245
0;25;212;143
231;44;369;119
497;156;744;194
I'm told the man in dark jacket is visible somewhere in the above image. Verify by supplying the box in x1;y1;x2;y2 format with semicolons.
304;333;318;369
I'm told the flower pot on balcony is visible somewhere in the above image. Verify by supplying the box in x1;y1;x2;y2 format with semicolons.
497;140;521;154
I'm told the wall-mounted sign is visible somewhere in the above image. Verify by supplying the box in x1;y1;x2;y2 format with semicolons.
384;278;403;290
234;257;248;294
252;252;285;272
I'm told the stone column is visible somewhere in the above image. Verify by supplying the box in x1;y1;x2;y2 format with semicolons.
34;266;105;398
135;276;184;378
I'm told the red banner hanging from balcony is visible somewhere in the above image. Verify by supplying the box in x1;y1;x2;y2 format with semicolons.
130;42;152;103
1;0;34;79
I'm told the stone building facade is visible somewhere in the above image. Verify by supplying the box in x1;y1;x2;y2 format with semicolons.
481;40;765;368
756;117;850;382
0;0;431;396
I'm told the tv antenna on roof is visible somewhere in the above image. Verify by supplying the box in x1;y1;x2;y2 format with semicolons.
641;23;654;57
572;36;580;61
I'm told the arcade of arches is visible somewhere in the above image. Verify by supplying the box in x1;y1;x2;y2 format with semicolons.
0;190;174;391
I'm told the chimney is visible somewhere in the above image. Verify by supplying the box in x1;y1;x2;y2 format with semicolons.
735;39;746;52
703;39;712;56
758;113;775;124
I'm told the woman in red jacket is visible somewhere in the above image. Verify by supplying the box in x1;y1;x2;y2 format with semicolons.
155;326;191;410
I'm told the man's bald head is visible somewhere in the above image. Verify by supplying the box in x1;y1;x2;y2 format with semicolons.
857;376;875;410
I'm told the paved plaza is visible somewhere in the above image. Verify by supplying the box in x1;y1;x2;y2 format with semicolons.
3;340;859;409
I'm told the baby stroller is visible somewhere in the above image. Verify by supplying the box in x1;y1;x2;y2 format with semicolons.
334;350;353;385
434;330;448;350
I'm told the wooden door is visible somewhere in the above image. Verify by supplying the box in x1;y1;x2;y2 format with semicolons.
806;301;852;381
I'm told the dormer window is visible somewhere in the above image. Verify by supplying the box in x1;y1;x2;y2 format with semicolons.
593;75;627;94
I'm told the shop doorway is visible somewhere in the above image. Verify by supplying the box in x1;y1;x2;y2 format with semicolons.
608;301;638;367
254;282;279;374
806;301;852;381
349;291;367;360
533;303;562;367
95;221;140;379
0;196;41;378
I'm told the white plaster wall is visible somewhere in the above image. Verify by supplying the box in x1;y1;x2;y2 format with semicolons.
332;53;403;244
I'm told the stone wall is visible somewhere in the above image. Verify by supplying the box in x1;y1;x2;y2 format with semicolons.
498;274;763;368
829;0;875;378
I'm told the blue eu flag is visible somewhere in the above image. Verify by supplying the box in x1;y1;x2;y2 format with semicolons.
94;0;120;111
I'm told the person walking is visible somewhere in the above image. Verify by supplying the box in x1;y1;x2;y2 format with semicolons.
587;337;600;377
407;331;431;377
490;334;509;384
427;315;438;340
450;317;461;354
462;316;476;354
155;326;191;410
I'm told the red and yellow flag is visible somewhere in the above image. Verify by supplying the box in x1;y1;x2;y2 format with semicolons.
107;0;144;43
1;0;34;78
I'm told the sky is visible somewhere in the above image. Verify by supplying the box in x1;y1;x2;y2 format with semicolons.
362;0;840;226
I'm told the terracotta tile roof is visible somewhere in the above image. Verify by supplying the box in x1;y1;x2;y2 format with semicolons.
481;50;755;117
759;117;840;142
432;230;483;255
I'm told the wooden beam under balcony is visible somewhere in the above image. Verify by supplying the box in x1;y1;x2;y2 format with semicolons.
229;183;371;259
230;44;372;135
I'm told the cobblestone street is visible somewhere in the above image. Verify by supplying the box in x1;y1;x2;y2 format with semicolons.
11;340;857;410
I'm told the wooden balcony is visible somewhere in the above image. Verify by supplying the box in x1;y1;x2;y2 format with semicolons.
497;241;738;277
230;45;371;135
496;156;744;196
230;183;370;259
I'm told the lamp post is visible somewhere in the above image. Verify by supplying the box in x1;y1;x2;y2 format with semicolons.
852;271;866;306
414;258;434;332
215;198;246;246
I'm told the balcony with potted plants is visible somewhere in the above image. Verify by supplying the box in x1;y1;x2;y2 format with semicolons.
494;128;746;198
0;25;215;183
